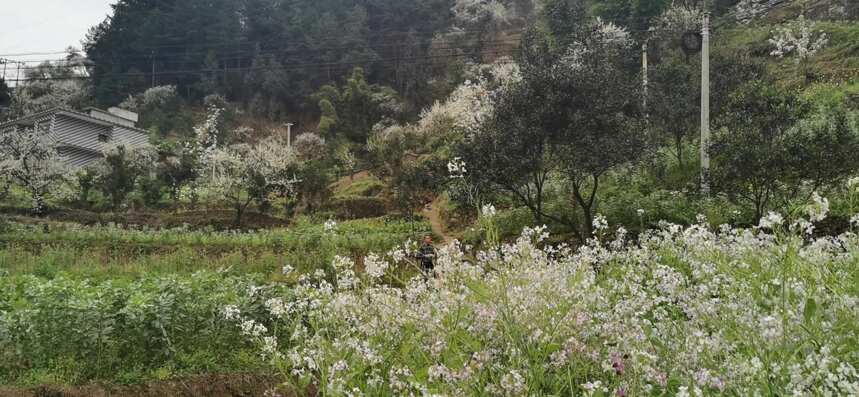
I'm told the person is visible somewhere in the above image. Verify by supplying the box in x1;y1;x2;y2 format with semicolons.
415;234;437;275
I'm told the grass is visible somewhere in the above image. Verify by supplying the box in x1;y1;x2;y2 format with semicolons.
0;217;431;280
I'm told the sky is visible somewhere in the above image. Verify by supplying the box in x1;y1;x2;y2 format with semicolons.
0;0;114;81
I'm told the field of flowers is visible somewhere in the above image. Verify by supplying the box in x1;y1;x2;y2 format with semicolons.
225;209;859;396
2;204;859;395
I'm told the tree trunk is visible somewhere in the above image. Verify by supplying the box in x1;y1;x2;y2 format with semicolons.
234;204;244;229
572;175;599;238
32;194;46;217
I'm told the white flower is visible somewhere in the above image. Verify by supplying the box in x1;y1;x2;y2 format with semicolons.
324;219;338;233
806;192;830;222
481;203;497;219
637;209;645;217
592;214;609;233
768;16;828;63
581;380;606;396
848;177;859;191
261;336;279;357
447;157;467;179
265;298;287;318
364;253;389;279
330;360;348;374
500;370;526;395
222;305;241;321
282;264;294;275
240;319;267;337
759;212;785;229
851;214;859;229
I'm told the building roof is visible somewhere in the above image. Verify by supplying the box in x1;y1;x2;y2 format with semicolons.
0;107;148;135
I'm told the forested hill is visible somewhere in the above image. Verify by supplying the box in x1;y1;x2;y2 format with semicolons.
3;0;856;131
82;0;531;115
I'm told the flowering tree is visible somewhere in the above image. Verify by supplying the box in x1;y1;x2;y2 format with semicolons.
200;145;260;227
7;58;91;118
768;16;828;80
119;85;180;134
292;133;326;162
0;125;69;214
251;136;301;210
195;104;224;150
734;0;768;24
201;137;300;227
156;140;202;205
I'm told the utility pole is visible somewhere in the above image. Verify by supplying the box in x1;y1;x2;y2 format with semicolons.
700;12;711;196
151;51;156;87
642;41;649;114
285;122;294;147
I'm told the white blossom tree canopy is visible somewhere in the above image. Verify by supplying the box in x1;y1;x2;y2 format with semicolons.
769;15;828;63
0;124;69;213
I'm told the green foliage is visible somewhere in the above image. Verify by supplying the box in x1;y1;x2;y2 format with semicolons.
0;78;10;111
138;176;166;208
465;19;647;237
591;0;670;31
0;217;431;280
0;272;271;385
712;81;859;218
97;145;154;210
73;169;98;206
84;0;452;107
328;196;387;220
312;68;402;144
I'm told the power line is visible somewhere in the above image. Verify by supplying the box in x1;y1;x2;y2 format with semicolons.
9;35;522;69
0;28;524;59
4;47;516;84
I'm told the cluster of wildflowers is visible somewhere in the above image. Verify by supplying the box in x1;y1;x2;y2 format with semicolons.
480;203;497;218
224;198;859;396
324;219;338;233
446;157;467;179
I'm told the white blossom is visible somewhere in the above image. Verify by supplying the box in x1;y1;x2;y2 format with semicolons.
592;214;609;233
324;219;338;233
0;125;71;213
769;16;828;63
448;157;468;179
481;203;497;219
759;212;785;229
806;192;830;222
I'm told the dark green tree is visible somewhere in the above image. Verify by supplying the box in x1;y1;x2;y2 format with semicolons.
0;78;10;111
711;80;811;219
649;55;699;166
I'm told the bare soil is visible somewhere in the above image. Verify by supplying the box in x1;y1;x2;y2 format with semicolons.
422;196;452;243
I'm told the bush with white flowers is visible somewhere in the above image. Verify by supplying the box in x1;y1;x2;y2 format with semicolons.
225;198;859;396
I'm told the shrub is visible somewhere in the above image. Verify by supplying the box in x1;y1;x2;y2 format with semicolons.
328;196;387;220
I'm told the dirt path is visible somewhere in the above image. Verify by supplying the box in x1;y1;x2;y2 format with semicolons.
421;196;452;244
